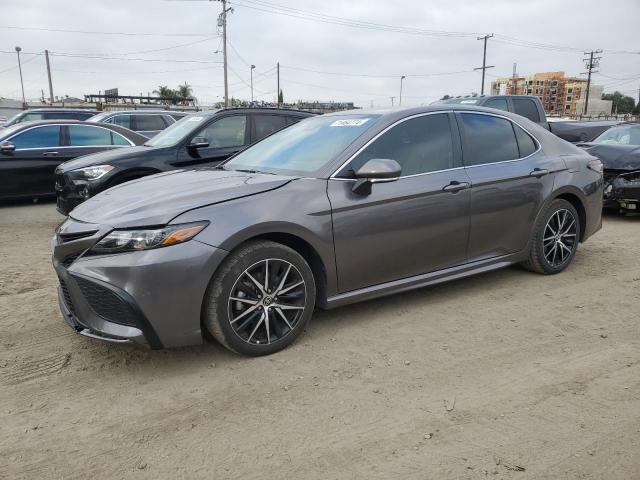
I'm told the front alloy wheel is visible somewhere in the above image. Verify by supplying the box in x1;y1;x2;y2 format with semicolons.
228;259;306;345
204;240;316;356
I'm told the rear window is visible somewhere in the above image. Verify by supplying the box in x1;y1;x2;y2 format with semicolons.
512;98;540;123
135;115;167;131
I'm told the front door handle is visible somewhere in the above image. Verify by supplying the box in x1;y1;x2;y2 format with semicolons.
43;151;59;157
442;181;470;193
530;168;549;178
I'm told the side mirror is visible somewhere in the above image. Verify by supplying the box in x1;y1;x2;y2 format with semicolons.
188;136;209;149
0;141;16;154
352;158;401;195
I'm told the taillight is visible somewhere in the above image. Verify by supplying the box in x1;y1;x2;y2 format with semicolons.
587;158;603;174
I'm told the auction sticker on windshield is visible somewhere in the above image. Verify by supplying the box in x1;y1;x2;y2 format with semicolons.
330;119;370;127
187;116;205;122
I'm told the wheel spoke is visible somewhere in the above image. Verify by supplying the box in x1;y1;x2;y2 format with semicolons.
561;219;575;235
275;307;294;330
275;264;292;293
230;304;259;324
264;259;269;292
245;271;266;295
230;297;258;305
247;311;265;343
264;308;271;344
274;303;304;310
278;280;304;296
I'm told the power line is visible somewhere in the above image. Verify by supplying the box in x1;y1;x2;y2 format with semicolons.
0;24;213;37
279;64;476;79
0;50;222;64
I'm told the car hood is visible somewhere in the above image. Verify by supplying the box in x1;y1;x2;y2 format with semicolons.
69;168;294;227
56;145;157;172
579;143;640;171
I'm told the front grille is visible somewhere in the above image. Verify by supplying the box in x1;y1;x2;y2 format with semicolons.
74;277;138;327
57;230;98;243
61;252;82;268
58;277;76;315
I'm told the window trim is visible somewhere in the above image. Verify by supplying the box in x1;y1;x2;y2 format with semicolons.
330;110;463;181
455;111;541;169
5;123;135;150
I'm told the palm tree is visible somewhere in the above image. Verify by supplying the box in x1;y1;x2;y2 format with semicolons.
177;82;193;102
153;86;176;105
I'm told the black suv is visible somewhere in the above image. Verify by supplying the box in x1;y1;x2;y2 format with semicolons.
55;108;314;214
2;108;98;128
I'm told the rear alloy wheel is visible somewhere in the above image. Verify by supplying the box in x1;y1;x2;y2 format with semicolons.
522;199;581;274
204;241;315;356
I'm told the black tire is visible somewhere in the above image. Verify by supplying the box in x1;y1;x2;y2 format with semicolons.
203;240;316;356
522;199;581;274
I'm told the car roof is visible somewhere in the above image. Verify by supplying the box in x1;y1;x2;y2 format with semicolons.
196;107;315;117
0;119;148;142
95;110;186;115
21;108;98;113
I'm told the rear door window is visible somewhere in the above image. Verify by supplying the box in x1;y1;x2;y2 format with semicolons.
512;98;540;123
134;115;167;132
253;115;287;142
108;114;132;129
68;125;114;146
10;125;61;148
459;113;519;166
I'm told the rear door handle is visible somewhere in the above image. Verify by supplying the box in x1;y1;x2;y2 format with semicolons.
43;151;59;157
530;168;549;178
442;181;470;193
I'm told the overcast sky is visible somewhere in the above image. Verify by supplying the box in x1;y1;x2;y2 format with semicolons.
0;0;638;107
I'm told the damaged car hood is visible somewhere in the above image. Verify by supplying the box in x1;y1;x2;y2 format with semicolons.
579;143;640;171
69;168;294;227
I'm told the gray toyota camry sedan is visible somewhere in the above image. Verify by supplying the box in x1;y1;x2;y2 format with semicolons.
52;105;603;355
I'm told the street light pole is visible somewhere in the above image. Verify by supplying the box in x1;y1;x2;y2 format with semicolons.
15;46;26;109
399;76;406;106
250;64;255;103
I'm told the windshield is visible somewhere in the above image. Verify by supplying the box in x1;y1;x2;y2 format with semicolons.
144;114;209;147
87;112;111;122
223;114;380;176
593;125;640;145
0;123;26;139
3;111;27;126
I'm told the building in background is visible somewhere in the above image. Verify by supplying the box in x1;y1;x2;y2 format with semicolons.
491;71;612;116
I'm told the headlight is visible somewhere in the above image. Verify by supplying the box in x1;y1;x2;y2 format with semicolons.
90;222;209;254
71;165;114;180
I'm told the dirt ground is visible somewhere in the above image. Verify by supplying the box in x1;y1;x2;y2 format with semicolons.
0;201;638;480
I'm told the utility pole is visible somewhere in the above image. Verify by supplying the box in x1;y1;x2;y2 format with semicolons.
45;49;54;105
15;46;26;109
217;0;232;107
582;50;602;115
511;62;518;95
390;96;395;107
277;62;280;108
250;64;255;103
399;75;406;106
474;34;494;95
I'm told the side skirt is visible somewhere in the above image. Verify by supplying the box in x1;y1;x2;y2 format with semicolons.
324;252;524;310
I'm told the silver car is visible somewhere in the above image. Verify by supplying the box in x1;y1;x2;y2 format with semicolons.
52;106;603;355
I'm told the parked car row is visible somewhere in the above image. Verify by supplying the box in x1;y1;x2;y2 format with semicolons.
51;104;604;356
0;108;313;209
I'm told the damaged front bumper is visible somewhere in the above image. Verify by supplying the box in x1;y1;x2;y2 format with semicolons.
604;170;640;212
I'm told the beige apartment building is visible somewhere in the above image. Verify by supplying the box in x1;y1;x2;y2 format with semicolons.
490;71;612;116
